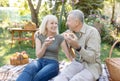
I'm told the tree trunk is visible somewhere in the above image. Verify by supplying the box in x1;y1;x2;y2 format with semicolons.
111;0;115;24
27;0;41;28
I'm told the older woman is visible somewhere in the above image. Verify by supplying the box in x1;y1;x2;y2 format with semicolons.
16;15;72;81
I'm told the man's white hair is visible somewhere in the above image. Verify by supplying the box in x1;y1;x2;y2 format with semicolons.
68;10;84;24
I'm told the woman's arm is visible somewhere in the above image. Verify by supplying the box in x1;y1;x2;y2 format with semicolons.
61;40;73;61
35;36;54;58
35;37;47;58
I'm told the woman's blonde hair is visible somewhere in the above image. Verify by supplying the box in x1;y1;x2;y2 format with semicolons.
38;15;59;35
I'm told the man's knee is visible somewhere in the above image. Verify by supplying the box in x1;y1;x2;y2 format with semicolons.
54;74;69;81
70;69;95;81
70;75;95;81
70;76;85;81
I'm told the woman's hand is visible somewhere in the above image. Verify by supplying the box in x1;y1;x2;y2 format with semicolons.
43;36;55;47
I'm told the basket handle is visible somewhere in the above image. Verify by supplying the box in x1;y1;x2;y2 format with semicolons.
109;39;120;58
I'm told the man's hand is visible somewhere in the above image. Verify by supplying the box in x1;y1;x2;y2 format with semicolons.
63;33;80;49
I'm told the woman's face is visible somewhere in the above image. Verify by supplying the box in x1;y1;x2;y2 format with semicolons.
46;19;58;34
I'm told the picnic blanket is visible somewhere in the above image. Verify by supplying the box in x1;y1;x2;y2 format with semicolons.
0;64;26;81
0;59;70;81
0;59;109;81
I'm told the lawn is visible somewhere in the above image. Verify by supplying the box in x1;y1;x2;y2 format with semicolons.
0;27;120;67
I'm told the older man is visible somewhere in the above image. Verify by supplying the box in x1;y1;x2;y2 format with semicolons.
54;10;102;81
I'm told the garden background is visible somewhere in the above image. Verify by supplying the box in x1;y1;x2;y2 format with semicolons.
0;0;120;66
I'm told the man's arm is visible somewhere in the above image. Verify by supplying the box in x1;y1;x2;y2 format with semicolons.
79;29;101;63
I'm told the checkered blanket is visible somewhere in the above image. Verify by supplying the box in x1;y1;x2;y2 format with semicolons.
0;59;109;81
0;59;70;81
0;64;26;81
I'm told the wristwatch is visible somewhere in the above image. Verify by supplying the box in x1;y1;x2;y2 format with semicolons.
76;46;81;52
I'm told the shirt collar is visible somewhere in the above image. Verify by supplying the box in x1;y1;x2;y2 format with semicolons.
79;23;87;34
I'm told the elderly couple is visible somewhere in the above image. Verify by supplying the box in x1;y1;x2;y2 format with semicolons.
16;9;102;81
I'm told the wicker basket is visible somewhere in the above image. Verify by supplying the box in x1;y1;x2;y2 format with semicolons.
24;21;36;30
105;39;120;81
10;51;29;66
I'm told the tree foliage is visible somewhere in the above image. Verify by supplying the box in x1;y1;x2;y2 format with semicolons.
50;0;72;33
73;0;104;17
117;0;120;2
0;0;9;7
41;0;104;33
105;0;120;2
0;0;105;32
38;2;51;23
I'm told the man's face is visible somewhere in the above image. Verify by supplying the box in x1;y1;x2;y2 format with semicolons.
66;14;77;31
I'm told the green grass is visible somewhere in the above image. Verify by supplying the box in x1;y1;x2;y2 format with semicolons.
101;42;120;63
0;27;68;66
0;27;120;67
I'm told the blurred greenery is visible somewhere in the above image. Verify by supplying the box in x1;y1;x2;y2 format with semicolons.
101;42;120;63
0;27;120;67
0;0;120;67
0;27;67;66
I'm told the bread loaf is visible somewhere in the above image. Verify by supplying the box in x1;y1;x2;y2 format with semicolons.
10;51;29;65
